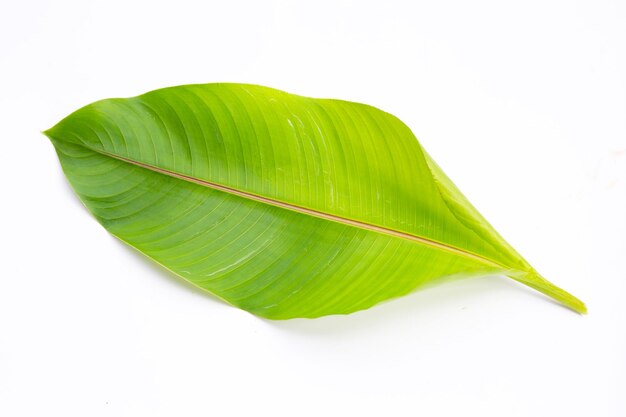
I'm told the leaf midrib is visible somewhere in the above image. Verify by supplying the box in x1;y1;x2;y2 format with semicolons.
91;146;506;271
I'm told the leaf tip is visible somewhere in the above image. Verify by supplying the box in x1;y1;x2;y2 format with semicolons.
41;128;54;138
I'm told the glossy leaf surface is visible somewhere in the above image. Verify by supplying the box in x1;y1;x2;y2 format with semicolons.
44;83;585;318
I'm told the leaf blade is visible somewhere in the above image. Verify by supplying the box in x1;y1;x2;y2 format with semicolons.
45;83;585;318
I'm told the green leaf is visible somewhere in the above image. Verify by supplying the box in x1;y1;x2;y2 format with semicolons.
44;83;585;319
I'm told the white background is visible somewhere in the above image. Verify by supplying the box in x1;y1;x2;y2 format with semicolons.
1;1;625;416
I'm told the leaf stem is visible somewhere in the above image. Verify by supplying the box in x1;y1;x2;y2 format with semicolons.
509;271;587;314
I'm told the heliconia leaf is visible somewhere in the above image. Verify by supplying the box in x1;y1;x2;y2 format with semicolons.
44;83;586;319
